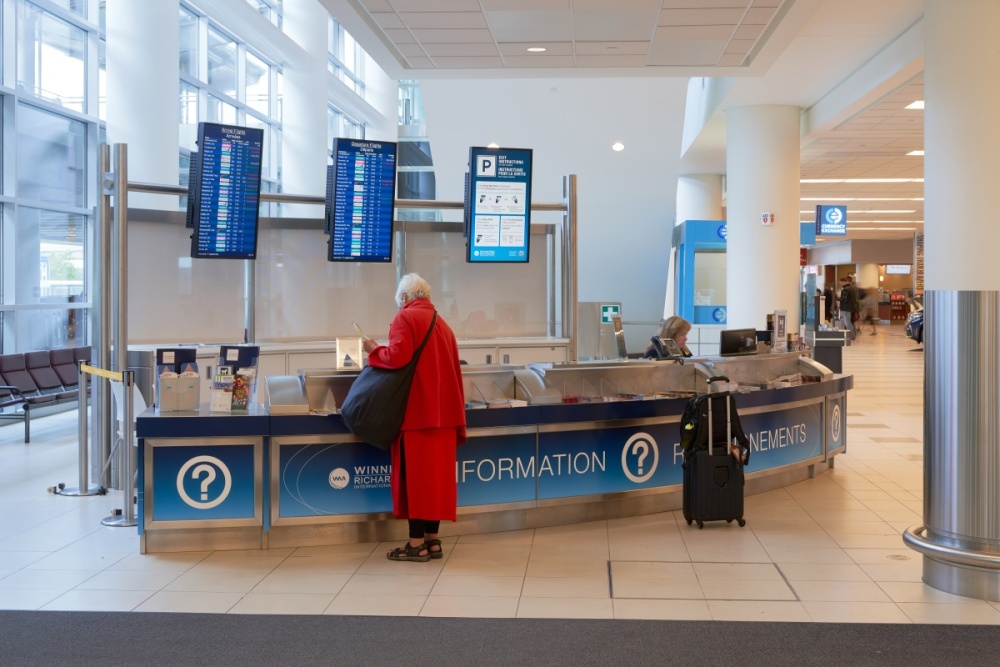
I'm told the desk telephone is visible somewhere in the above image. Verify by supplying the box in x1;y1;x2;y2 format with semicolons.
650;336;685;359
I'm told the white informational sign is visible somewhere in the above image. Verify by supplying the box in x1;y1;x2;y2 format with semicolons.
773;310;788;352
761;212;775;226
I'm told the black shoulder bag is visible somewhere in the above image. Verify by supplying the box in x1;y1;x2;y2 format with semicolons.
339;313;438;450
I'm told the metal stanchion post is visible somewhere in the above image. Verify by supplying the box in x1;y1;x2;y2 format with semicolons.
102;370;137;527
54;361;104;496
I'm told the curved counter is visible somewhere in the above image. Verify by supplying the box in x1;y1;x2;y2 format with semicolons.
136;354;852;553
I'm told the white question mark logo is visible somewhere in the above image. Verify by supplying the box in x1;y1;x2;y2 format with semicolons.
176;455;233;509
633;441;649;475
622;433;659;484
191;463;216;501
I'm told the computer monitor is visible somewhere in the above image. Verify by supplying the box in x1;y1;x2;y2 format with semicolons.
326;138;397;263
189;122;264;260
720;328;757;356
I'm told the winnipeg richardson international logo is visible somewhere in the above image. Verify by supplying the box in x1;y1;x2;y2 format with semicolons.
328;468;350;490
622;433;659;484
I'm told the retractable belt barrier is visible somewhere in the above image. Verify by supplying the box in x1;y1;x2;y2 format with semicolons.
54;362;137;528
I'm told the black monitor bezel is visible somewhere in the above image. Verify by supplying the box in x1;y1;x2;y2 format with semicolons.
720;327;758;355
326;137;398;263
190;122;264;260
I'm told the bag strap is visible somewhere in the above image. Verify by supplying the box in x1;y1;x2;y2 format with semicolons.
409;312;438;367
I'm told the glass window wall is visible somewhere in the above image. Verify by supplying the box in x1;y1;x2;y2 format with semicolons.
16;104;86;207
206;25;237;97
17;1;86;112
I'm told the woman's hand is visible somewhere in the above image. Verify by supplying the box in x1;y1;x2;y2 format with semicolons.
362;337;377;354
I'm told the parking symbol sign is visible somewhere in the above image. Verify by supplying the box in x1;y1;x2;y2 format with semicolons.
476;155;496;177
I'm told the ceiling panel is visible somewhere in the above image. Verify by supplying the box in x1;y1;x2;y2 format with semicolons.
341;0;926;245
572;10;660;41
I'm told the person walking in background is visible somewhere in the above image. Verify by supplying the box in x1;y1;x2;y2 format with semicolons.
823;283;835;325
839;276;859;340
361;274;467;562
861;286;879;335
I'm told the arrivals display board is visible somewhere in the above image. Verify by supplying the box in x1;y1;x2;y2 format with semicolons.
190;123;264;259
327;138;397;263
467;147;533;263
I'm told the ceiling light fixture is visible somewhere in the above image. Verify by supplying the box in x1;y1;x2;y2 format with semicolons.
487;142;500;149
905;100;925;110
800;178;924;184
612;142;625;152
527;47;546;53
907;150;925;156
800;197;923;202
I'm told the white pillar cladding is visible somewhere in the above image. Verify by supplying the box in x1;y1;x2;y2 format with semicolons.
281;0;329;218
676;174;724;224
724;105;801;330
105;0;179;210
855;263;879;295
901;0;1000;600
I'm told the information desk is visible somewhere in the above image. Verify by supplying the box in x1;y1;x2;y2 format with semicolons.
136;354;852;553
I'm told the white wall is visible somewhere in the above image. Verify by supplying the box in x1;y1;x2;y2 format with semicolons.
419;77;688;352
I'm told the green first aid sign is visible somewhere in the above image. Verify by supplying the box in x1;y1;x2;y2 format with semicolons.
601;305;620;323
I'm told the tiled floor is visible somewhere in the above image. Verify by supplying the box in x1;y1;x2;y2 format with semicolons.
3;326;1000;623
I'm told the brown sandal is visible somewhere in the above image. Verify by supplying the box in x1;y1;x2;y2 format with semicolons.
387;542;430;562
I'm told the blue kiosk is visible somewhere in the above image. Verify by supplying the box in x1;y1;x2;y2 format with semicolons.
673;220;729;325
672;219;818;327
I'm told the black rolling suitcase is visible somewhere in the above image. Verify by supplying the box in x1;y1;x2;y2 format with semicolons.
681;376;748;529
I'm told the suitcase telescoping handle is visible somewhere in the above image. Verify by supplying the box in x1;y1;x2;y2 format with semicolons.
708;375;730;384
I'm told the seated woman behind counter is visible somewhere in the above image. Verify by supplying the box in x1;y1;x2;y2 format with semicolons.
644;315;693;359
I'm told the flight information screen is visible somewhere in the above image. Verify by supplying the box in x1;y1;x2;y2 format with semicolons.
327;138;397;262
190;122;264;259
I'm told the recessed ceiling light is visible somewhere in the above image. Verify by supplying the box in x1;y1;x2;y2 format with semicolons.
907;150;924;156
612;142;625;152
487;142;499;149
905;100;925;110
527;47;546;53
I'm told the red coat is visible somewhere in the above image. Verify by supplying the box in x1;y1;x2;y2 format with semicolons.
367;298;466;520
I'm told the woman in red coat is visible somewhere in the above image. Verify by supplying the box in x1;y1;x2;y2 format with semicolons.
362;274;467;562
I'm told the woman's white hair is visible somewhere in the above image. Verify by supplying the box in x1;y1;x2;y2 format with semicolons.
395;273;432;308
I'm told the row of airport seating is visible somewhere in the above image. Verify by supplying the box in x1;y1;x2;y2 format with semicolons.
0;347;92;443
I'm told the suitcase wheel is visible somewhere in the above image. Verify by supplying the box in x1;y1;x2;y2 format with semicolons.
726;519;732;523
737;518;746;527
686;518;692;526
697;520;704;529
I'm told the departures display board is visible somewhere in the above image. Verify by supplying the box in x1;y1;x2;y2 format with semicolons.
327;138;398;263
190;122;264;259
467;147;533;263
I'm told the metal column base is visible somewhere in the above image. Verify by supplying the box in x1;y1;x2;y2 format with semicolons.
101;510;137;527
904;525;1000;601
56;485;105;497
923;557;1000;602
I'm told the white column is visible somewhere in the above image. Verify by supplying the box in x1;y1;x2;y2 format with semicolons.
676;174;724;224
906;0;1000;600
105;0;179;209
856;263;879;295
724;105;801;330
281;1;329;217
925;1;1000;287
